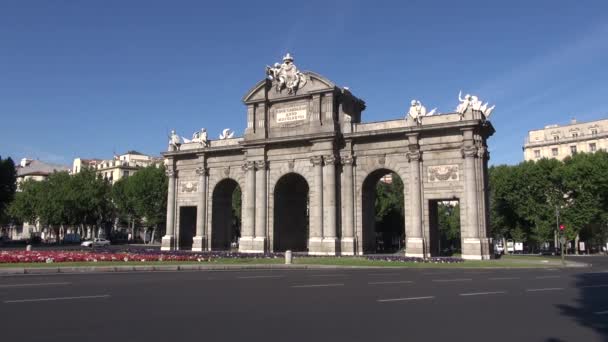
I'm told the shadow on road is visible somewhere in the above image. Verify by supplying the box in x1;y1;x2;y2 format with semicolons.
551;272;608;342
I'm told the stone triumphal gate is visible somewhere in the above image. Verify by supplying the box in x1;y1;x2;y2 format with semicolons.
162;55;495;259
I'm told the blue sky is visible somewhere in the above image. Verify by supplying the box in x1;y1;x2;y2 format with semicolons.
1;0;607;166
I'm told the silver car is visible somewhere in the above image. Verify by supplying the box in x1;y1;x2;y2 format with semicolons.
81;238;111;247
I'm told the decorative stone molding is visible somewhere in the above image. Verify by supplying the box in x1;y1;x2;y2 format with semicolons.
310;156;323;166
406;150;421;162
180;181;198;193
477;146;488;159
428;165;459;182
223;167;230;176
341;155;354;166
325;155;338;166
461;146;479;158
195;167;207;176
287;160;295;171
242;161;256;171
378;154;386;165
255;160;267;170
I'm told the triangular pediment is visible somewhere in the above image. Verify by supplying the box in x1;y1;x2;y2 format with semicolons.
242;71;336;104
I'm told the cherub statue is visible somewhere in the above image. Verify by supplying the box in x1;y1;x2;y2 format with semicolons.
168;130;181;151
407;100;426;125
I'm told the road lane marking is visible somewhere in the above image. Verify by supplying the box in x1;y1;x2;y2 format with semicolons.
309;274;348;277
594;310;608;315
580;284;608;289
432;278;472;282
488;277;520;281
237;275;284;279
535;276;561;279
4;294;110;303
0;282;71;288
367;273;400;276
459;291;506;297
291;283;344;288
378;296;435;303
368;280;413;285
526;287;564;292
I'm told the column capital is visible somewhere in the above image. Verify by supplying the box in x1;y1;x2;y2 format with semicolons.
324;155;338;166
165;169;177;178
254;160;267;170
310;155;324;166
477;146;489;160
195;167;208;176
242;161;257;171
341;155;355;166
461;145;479;158
406;150;421;162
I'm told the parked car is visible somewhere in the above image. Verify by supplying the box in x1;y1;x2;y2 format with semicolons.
81;238;111;247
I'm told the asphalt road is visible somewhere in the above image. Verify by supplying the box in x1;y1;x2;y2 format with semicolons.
1;258;608;342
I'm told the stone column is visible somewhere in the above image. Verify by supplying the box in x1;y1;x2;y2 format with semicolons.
253;160;267;252
405;148;425;258
321;155;339;255
341;156;355;255
308;156;324;254
239;161;256;252
461;144;487;259
192;167;207;251
161;168;177;251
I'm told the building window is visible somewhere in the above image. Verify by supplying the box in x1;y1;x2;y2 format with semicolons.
591;129;598;135
534;150;541;158
590;143;597;152
552;148;558;156
570;146;577;154
572;133;578;138
553;135;559;141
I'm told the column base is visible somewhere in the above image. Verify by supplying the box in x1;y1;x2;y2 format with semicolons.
161;235;175;251
405;237;425;258
340;237;356;256
238;236;261;253
308;237;326;255
462;238;492;260
191;236;207;252
252;237;267;253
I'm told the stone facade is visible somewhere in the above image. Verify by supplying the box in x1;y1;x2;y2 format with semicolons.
523;118;608;161
162;57;495;260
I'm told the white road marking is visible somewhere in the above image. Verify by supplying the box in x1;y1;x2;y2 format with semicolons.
368;280;413;285
309;274;348;277
0;282;71;288
488;277;521;281
4;294;110;303
432;278;472;282
291;283;344;288
581;284;608;289
367;273;399;276
594;310;608;315
459;291;506;297
237;275;284;279
535;275;561;279
526;287;564;292
378;296;435;303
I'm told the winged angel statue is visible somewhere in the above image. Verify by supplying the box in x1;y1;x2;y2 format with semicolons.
266;53;307;94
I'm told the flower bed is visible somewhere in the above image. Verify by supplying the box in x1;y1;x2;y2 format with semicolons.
365;255;464;263
0;250;284;264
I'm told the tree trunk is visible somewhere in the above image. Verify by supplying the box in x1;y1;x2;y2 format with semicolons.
143;227;148;244
130;219;135;243
150;226;157;244
575;233;580;255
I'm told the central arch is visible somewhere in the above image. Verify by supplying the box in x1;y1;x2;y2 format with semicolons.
273;173;309;252
361;169;405;254
211;178;241;250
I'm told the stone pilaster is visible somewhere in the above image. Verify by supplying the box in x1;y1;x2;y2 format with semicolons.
253;160;267;252
308;156;324;254
461;144;490;259
192;167;207;251
322;155;339;255
405;147;424;257
340;155;355;255
161;168;177;251
239;161;257;252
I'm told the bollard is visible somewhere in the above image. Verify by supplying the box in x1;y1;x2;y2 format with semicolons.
285;250;292;265
26;244;32;251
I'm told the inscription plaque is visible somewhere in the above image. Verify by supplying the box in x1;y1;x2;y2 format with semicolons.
275;104;307;123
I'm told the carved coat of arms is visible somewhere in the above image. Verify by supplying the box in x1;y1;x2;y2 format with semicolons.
266;53;307;94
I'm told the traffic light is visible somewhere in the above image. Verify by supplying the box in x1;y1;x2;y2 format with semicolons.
559;224;565;231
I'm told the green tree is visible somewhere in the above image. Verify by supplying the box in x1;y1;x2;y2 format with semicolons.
0;156;17;225
7;179;43;225
127;165;168;243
